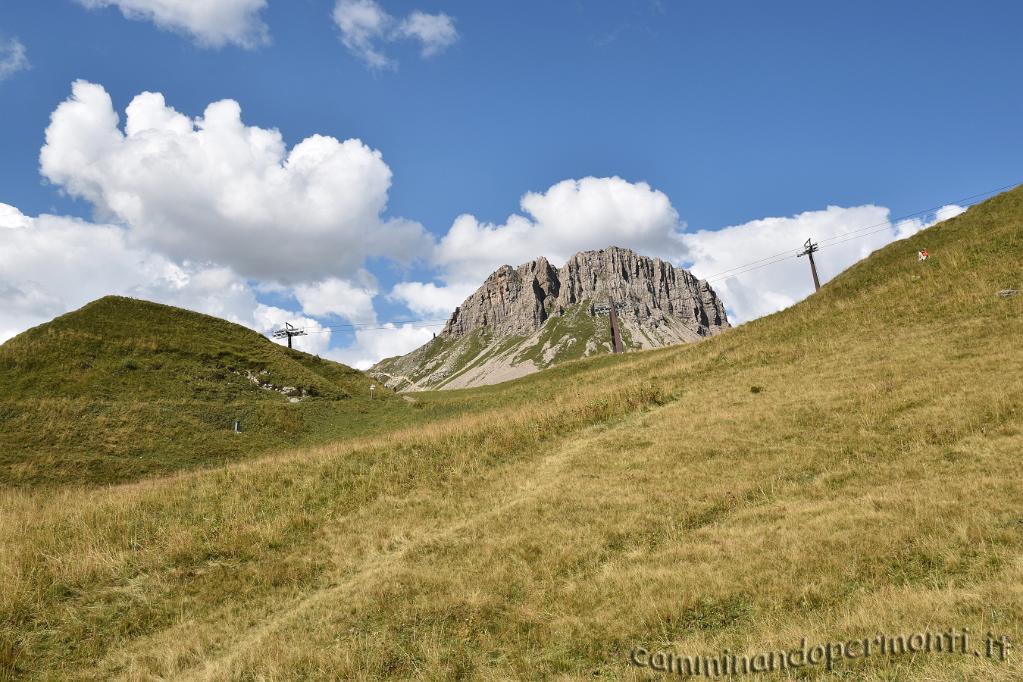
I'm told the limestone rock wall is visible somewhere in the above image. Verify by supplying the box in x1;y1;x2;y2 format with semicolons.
442;247;729;341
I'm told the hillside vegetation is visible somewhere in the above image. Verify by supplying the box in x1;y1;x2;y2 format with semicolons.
0;297;420;486
373;302;618;391
1;187;1022;679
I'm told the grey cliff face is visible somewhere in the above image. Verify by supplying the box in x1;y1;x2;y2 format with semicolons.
371;246;730;392
442;246;729;340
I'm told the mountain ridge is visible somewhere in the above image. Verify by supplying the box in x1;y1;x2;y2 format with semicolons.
372;246;729;390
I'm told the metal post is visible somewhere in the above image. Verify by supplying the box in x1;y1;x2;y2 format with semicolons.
608;300;624;354
272;322;307;349
798;238;821;292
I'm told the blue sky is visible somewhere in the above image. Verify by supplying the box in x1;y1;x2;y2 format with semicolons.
1;0;1021;365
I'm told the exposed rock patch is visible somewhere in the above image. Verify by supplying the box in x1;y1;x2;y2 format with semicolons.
240;369;309;401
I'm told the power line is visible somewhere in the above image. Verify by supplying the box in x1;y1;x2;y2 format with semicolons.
704;251;804;285
266;318;447;345
814;181;1020;249
288;318;449;333
270;322;307;348
696;246;804;283
299;321;447;335
701;180;1020;285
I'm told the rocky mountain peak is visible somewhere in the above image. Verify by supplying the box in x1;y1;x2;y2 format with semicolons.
372;246;728;391
442;246;728;342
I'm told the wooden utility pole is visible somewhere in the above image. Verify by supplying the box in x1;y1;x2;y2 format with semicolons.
271;322;307;349
608;301;624;354
798;237;821;292
593;300;626;354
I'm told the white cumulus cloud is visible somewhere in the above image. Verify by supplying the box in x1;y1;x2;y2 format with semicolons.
75;0;269;48
388;281;474;318
397;11;458;57
0;37;29;80
294;277;378;324
0;202;32;229
2;81;445;368
332;0;395;69
435;176;685;285
387;176;688;320
39;80;430;283
332;0;459;70
327;323;436;370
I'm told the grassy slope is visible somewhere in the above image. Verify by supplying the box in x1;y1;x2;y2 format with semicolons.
513;300;612;367
2;188;1023;679
377;300;619;390
0;296;432;487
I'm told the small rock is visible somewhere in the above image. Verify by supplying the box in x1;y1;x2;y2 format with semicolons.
996;289;1019;298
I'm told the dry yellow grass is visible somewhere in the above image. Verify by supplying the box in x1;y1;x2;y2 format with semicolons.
1;187;1021;680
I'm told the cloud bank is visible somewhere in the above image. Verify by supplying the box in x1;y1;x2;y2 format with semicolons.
40;80;430;283
330;324;436;370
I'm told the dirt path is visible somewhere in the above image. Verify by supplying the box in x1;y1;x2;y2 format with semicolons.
371;370;426;392
171;431;598;680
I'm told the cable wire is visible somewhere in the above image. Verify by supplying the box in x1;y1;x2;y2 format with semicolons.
700;180;1020;284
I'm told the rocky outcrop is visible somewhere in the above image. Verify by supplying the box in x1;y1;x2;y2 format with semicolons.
443;247;728;341
371;247;729;391
443;257;560;338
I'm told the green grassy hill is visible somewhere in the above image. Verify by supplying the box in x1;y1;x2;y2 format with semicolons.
1;187;1022;680
0;296;418;486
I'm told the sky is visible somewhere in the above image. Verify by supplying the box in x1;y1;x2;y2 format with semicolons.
1;0;1021;367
